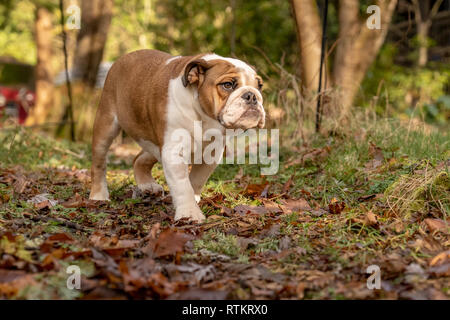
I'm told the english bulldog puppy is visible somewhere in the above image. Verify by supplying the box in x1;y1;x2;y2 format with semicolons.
89;50;265;222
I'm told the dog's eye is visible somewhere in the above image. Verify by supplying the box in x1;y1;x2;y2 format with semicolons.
221;82;234;91
257;81;263;90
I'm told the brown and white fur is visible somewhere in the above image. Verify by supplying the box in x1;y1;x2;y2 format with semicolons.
89;49;265;222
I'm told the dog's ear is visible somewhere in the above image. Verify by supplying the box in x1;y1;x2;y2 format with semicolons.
182;59;210;87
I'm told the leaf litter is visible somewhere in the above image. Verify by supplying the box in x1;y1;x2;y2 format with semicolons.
0;136;449;300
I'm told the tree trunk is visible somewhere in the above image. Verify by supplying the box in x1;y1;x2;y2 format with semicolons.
26;7;54;126
291;0;330;93
333;0;398;112
73;0;113;88
417;21;430;67
411;0;443;67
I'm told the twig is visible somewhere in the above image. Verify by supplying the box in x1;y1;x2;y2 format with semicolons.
24;212;87;231
53;146;84;159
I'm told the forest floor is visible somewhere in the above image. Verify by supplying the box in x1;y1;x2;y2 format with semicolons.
0;118;449;300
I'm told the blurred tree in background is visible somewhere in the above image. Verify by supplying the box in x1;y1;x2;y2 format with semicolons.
73;0;113;88
25;4;55;126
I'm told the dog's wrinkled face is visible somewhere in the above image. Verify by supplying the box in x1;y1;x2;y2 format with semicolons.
182;55;265;129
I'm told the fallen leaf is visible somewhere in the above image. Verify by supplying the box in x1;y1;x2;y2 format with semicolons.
47;233;74;242
368;142;384;161
0;269;27;283
243;182;269;198
328;198;345;214
430;250;450;267
365;142;385;170
428;263;450;277
207;215;223;221
61;193;98;208
261;200;283;214
302;146;331;164
237;237;258;251
279;198;311;214
152;228;194;258
424;218;447;233
364;211;378;226
168;263;217;284
13;175;28;194
0;274;37;298
234;205;268;215
296;282;306;299
27;194;58;209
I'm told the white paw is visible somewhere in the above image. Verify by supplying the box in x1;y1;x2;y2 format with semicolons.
194;194;201;203
138;182;164;195
175;204;205;223
89;190;110;201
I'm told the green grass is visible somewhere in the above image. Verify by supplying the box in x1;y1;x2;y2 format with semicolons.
193;230;242;258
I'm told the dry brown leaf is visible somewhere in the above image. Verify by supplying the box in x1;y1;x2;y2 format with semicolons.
0;274;37;298
261;200;283;214
368;142;384;161
153;228;194;258
365;142;385;170
302;146;331;163
48;233;74;242
279;198;311;214
207;215;223;221
234;205;268;215
13;175;28;194
296;282;306;299
61;193;98;208
364;211;378;226
27;194;58;209
0;269;27;283
424;218;448;233
429;263;450;277
328;198;345;214
430;250;450;267
243;182;269;197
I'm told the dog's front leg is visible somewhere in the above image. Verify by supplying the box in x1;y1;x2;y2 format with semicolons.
161;145;205;222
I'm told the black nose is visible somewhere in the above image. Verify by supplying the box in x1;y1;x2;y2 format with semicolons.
241;91;257;106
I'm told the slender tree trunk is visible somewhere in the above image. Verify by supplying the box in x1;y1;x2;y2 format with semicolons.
333;0;397;112
411;0;443;67
291;0;330;93
417;21;431;67
26;7;54;126
73;0;113;88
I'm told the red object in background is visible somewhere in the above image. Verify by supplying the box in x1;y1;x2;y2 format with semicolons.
0;86;35;125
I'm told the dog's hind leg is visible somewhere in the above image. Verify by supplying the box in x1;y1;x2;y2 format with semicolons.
189;163;219;203
133;150;164;195
89;107;120;201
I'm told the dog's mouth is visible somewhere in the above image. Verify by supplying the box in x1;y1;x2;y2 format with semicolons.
218;107;264;130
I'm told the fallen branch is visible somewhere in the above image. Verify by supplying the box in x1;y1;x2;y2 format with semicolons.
23;212;87;231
